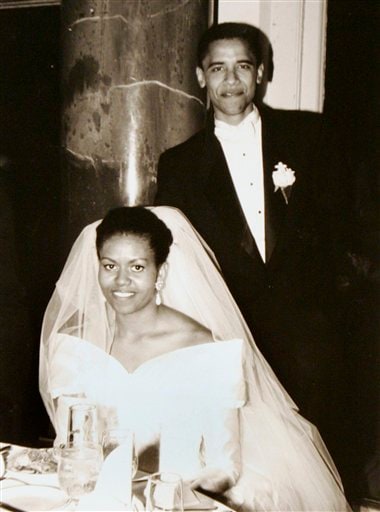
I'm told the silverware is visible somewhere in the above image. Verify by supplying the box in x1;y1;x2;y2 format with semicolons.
132;475;149;483
0;475;59;490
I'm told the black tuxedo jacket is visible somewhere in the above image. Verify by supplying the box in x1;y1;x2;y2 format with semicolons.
155;105;346;423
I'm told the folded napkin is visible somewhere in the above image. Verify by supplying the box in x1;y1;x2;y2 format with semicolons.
78;444;133;511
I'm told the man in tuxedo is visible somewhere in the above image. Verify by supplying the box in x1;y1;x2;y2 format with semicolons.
154;23;347;448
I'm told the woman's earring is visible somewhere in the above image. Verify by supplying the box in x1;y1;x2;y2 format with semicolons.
155;281;163;306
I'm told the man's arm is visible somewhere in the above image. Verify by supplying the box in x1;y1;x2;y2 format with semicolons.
154;150;179;206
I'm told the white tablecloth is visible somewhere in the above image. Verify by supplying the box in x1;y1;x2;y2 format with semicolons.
0;444;235;512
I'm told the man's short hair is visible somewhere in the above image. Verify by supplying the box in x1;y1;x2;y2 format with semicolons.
197;22;273;81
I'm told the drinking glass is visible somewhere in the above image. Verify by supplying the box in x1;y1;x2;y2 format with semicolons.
145;472;184;512
57;442;103;508
101;428;138;478
67;403;98;446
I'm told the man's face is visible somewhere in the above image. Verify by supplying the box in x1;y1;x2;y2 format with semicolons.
196;38;264;125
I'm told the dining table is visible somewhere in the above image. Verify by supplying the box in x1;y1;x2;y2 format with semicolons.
0;443;237;512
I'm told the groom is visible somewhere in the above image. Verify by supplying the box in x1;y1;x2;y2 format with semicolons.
154;23;347;440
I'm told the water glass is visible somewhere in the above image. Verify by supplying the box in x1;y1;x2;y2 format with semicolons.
67;403;98;446
57;442;103;506
145;472;184;512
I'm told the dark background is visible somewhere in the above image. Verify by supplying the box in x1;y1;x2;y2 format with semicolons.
0;0;378;504
0;4;61;446
324;0;379;504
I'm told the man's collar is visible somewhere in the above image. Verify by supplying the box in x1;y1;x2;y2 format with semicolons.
214;104;260;131
214;105;261;142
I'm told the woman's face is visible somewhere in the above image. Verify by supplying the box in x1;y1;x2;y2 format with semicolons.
98;233;162;317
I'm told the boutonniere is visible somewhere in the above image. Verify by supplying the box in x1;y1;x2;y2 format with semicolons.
272;162;296;205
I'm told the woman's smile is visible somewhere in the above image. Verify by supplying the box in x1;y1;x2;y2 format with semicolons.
113;290;135;299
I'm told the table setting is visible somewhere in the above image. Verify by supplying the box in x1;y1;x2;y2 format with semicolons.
0;404;236;512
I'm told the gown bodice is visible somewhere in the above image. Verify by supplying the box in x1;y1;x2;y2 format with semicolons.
49;334;245;481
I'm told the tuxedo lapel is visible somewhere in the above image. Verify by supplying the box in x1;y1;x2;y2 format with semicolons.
203;133;245;235
261;110;289;263
202;129;265;267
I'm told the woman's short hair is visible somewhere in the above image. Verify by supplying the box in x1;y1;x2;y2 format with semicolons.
96;206;173;266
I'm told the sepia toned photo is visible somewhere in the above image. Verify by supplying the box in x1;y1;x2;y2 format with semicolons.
0;1;378;511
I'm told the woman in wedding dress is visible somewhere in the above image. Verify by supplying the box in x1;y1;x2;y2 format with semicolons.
39;205;350;511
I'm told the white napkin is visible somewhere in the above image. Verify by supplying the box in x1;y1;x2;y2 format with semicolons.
78;444;133;511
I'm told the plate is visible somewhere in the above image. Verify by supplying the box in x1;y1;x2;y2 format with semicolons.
2;484;67;511
6;446;57;474
184;488;218;510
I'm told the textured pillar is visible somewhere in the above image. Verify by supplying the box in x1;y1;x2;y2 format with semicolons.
61;0;208;245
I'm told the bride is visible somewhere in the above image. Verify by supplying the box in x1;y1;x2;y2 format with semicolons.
39;205;350;511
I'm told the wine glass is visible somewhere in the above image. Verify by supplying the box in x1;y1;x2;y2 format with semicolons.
57;442;103;509
101;428;138;478
145;472;184;512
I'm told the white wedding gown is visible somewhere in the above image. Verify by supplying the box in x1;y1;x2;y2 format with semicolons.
40;206;351;511
50;334;244;486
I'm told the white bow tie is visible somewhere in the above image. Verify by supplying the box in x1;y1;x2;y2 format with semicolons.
214;109;259;143
215;121;255;143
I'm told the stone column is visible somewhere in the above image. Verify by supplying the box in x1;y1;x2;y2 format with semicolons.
61;0;208;246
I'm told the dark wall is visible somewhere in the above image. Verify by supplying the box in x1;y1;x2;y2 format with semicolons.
324;0;380;502
0;5;61;443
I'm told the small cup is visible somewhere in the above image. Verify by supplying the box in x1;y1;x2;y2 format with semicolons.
145;472;184;512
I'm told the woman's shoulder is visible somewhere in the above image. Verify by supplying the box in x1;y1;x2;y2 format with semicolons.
159;305;213;347
52;332;108;362
156;306;244;367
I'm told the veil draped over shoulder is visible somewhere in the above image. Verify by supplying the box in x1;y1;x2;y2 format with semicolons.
39;206;350;511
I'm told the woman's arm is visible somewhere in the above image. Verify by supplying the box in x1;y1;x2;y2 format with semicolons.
190;406;241;494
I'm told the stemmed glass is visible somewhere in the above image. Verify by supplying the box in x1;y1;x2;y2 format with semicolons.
145;472;184;512
57;442;103;509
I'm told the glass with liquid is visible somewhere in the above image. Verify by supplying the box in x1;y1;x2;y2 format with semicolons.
57;442;102;506
145;472;184;512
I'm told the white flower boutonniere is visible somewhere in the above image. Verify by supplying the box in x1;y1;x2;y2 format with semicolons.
272;162;296;204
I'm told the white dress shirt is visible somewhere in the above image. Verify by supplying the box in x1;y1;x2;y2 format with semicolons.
214;107;266;261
